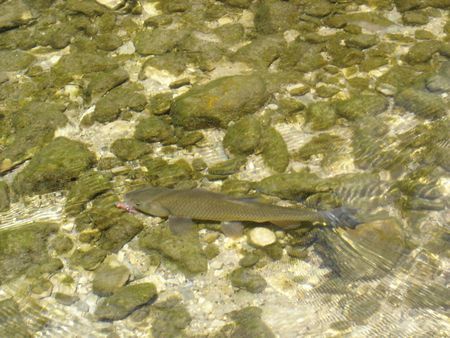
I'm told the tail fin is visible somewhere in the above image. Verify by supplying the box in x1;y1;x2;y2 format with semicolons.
319;207;360;228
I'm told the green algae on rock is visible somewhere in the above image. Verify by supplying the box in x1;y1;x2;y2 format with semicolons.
93;262;130;297
306;101;337;130
229;267;267;293
0;0;34;32
255;170;325;200
254;0;300;34
0;50;35;72
218;306;275;338
134;115;174;144
404;40;442;65
0;222;59;284
134;28;187;55
139;224;207;274
171;74;268;130
92;82;147;123
261;127;289;173
65;171;112;216
208;157;247;178
147;92;173;115
143;159;194;188
0;101;68;174
95;283;157;321
294;133;345;162
110;138;153;161
0;181;10;212
334;93;389;121
13;137;96;196
50;235;74;255
223;116;262;156
151;296;192;338
70;247;107;271
85;68;129;102
395;88;448;119
232;35;286;69
0;298;32;338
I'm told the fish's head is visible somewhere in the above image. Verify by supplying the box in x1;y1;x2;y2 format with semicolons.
123;186;171;217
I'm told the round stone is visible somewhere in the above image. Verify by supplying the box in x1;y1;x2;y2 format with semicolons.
248;227;276;247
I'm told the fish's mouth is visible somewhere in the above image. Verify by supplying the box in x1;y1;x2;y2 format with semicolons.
115;201;137;213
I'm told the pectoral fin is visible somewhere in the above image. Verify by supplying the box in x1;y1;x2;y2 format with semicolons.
167;216;195;235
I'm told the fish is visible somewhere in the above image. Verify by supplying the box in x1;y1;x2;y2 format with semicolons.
117;186;359;232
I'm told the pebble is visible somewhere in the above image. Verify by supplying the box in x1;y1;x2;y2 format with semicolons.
248;227;277;247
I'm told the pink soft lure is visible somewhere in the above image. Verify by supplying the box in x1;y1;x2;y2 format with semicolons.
115;202;137;213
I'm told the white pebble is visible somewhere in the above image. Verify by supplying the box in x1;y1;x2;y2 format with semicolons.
248;227;277;247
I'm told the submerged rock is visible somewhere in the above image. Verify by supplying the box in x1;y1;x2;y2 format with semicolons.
70;247;107;271
395;88;447;119
223;116;262;156
93;262;130;296
0;222;59;284
0;298;32;337
334;94;388;121
233;35;286;69
150;297;192;338
110;138;153;161
144;159;194;188
0;181;10;212
306;101;337;130
0;101;68;174
248;228;277;248
218;306;275;338
0;0;34;31
95;283;157;321
254;0;300;34
0;50;35;72
261;127;289;173
255;170;324;200
85;68;129;102
229;268;267;293
134;116;174;144
171;74;268;130
139;225;207;274
92;82;146;123
134;28;187;55
65;171;112;216
13;137;96;196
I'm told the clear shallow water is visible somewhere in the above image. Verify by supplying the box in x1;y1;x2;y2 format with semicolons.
0;1;449;337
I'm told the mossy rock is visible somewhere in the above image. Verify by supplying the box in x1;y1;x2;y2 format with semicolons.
92;82;147;123
229;268;267;293
232;35;286;69
255;170;325;200
65;0;108;16
97;213;144;252
85;68;129;102
95;33;122;51
218;306;275;338
0;222;59;284
93;262;130;296
134;28;187;55
147;92;172;115
261;127;289;173
139;224;207;274
139;52;189;77
171;74;268;130
65;171;112;216
0;0;34;31
0;101;68;174
208;157;247;178
344;34;379;50
50;235;74;255
376;65;422;95
404;40;442;64
144;159;194;188
52;52;118;84
0;298;32;337
402;11;429;26
294;133;345;162
95;283;157;321
223;116;262;156
0;50;35;72
0;181;10;212
70;247;107;270
254;0;300;34
110;138;153;161
306;101;337;130
151;297;192;338
395;88;448;119
13;137;97;196
220;0;252;8
134;116;174;144
334;93;389;121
